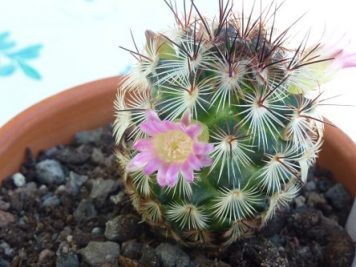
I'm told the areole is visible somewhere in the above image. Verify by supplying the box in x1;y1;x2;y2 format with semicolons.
0;76;355;197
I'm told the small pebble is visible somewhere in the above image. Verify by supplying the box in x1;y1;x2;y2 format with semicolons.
317;179;333;192
38;249;55;264
44;146;59;157
12;172;26;187
55;145;92;164
78;241;120;266
155;243;191;267
91;148;105;164
325;183;351;210
90;178;119;201
104;214;142;242
0;199;10;211
42;194;61;208
306;192;326;207
0;241;14;257
119;255;143;267
91;227;102;235
194;255;231;267
15;182;37;198
229;238;288;267
104;154;117;168
295;246;315;266
38;184;48;194
73;199;97;223
139;246;160;267
74;128;103;145
56;252;79;267
56;242;70;255
66;171;87;195
66;235;73;243
35;159;65;185
305;181;316;191
0;210;15;227
110;191;125;204
294;195;306;208
55;185;67;194
121;239;143;260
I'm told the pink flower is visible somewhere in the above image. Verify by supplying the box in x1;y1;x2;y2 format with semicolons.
127;110;214;187
327;48;356;69
290;43;356;93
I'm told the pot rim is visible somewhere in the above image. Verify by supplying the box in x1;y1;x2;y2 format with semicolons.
0;76;355;195
0;76;122;180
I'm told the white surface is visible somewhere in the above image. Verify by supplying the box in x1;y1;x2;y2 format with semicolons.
0;0;356;141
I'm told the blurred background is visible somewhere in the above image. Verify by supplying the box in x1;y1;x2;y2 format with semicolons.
1;0;355;141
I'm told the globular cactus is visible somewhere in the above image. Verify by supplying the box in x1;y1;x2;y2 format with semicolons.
114;0;356;247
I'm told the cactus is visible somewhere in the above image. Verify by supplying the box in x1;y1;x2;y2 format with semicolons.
114;1;356;247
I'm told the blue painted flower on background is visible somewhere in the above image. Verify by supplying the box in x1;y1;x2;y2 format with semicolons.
0;32;43;80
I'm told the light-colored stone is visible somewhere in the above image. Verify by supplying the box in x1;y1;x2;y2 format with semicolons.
35;159;65;185
90;178;119;201
155;243;191;267
79;241;120;266
12;172;26;187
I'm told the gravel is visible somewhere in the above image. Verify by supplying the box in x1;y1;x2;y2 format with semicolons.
11;173;26;187
104;214;143;242
73;199;97;223
155;243;192;267
56;252;80;267
74;128;104;145
79;241;120;266
35;159;65;185
139;245;161;267
0;124;354;266
66;171;88;195
0;210;15;227
121;239;143;260
89;177;119;202
325;183;352;210
41;194;61;208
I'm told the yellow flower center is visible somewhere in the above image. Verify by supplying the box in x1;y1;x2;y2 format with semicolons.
153;130;193;163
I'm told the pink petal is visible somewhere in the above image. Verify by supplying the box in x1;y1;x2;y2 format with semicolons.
143;158;162;175
156;165;168;187
322;46;356;69
339;53;356;68
140;120;162;135
181;162;194;183
161;120;177;131
187;154;202;169
198;155;213;167
145;110;161;121
185;124;201;138
127;152;152;171
193;143;214;154
133;139;153;151
166;165;180;187
181;110;192;126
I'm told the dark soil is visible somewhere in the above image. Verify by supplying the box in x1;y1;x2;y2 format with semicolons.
0;124;354;267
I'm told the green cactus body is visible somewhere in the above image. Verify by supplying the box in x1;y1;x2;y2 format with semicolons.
114;1;328;247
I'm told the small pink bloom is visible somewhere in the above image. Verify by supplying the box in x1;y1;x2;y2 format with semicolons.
127;110;214;187
326;47;356;69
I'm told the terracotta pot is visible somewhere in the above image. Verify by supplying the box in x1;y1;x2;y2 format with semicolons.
0;76;355;196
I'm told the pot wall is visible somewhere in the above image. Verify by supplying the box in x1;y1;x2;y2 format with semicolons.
0;77;121;180
0;77;355;196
